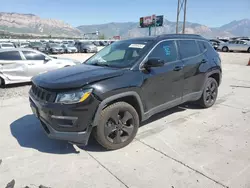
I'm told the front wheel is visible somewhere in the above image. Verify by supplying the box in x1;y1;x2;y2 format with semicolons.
222;46;229;52
247;48;250;53
198;77;218;108
94;102;139;150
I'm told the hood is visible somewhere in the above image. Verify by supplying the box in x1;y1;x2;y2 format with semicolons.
32;64;124;90
53;57;80;64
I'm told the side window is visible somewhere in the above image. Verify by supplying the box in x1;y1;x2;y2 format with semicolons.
148;40;178;63
22;51;45;60
178;40;200;59
197;41;207;53
0;51;22;60
203;41;216;53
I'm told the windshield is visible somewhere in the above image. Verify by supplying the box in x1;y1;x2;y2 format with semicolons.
21;43;29;46
85;40;152;68
2;44;14;47
50;44;61;47
30;42;42;46
83;42;92;45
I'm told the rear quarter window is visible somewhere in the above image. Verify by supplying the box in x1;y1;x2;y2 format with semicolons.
200;41;217;54
0;51;22;60
178;40;199;59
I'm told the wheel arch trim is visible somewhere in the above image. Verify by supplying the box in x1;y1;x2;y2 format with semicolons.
92;91;144;127
205;69;222;87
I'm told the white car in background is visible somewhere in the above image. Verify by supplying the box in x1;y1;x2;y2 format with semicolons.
218;40;250;52
0;43;15;49
0;48;79;86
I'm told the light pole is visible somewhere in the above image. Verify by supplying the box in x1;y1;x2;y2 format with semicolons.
182;0;187;34
176;0;188;34
176;0;180;33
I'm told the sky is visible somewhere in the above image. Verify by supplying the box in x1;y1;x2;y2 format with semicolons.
1;0;250;27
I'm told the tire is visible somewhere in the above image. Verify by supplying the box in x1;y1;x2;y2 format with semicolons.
198;77;218;108
0;77;5;87
248;48;250;53
222;46;229;52
94;102;139;150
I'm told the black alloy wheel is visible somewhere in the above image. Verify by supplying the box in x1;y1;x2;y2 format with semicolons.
94;102;139;150
105;110;134;144
199;77;218;108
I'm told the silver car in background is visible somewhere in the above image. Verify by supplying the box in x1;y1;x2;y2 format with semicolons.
0;48;77;86
46;43;64;54
61;44;78;53
0;43;15;49
218;40;250;52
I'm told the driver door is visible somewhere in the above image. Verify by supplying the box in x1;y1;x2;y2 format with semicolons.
141;40;184;113
21;51;53;77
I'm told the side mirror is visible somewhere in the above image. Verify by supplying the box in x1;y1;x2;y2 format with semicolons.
143;58;164;69
44;57;50;63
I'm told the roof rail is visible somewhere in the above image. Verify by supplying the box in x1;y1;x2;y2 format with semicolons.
156;34;202;39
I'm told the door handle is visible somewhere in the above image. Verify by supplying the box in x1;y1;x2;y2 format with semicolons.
201;59;207;64
173;66;183;71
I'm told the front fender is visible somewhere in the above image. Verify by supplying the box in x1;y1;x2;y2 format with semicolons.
92;91;144;127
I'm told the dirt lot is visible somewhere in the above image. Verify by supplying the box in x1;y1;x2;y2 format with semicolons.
0;52;250;188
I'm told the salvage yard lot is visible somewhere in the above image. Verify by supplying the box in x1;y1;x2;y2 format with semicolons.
0;52;250;188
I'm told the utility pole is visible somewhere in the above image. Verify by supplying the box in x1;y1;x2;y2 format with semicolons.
182;0;187;34
176;0;188;34
176;0;180;34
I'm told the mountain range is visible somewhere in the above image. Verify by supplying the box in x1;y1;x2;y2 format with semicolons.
0;12;249;38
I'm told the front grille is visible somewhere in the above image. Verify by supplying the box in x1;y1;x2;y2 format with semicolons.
31;84;56;102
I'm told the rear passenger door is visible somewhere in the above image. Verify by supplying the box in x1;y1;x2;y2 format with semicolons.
237;41;248;51
0;50;29;81
177;40;207;101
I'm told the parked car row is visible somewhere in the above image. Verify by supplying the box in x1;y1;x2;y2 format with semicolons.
0;40;114;54
0;48;80;86
209;37;250;53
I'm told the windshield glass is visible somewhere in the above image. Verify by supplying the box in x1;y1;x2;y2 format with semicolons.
50;44;61;47
85;40;152;68
2;44;14;47
30;42;42;46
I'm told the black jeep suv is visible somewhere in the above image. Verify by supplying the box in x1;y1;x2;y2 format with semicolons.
29;34;222;150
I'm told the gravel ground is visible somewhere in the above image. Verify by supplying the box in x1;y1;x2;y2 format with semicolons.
0;52;249;101
0;84;31;100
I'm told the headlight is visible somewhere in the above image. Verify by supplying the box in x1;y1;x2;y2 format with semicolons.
55;89;92;104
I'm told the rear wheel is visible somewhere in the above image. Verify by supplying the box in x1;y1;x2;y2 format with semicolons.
198;77;218;108
94;102;139;150
222;46;229;52
248;48;250;53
